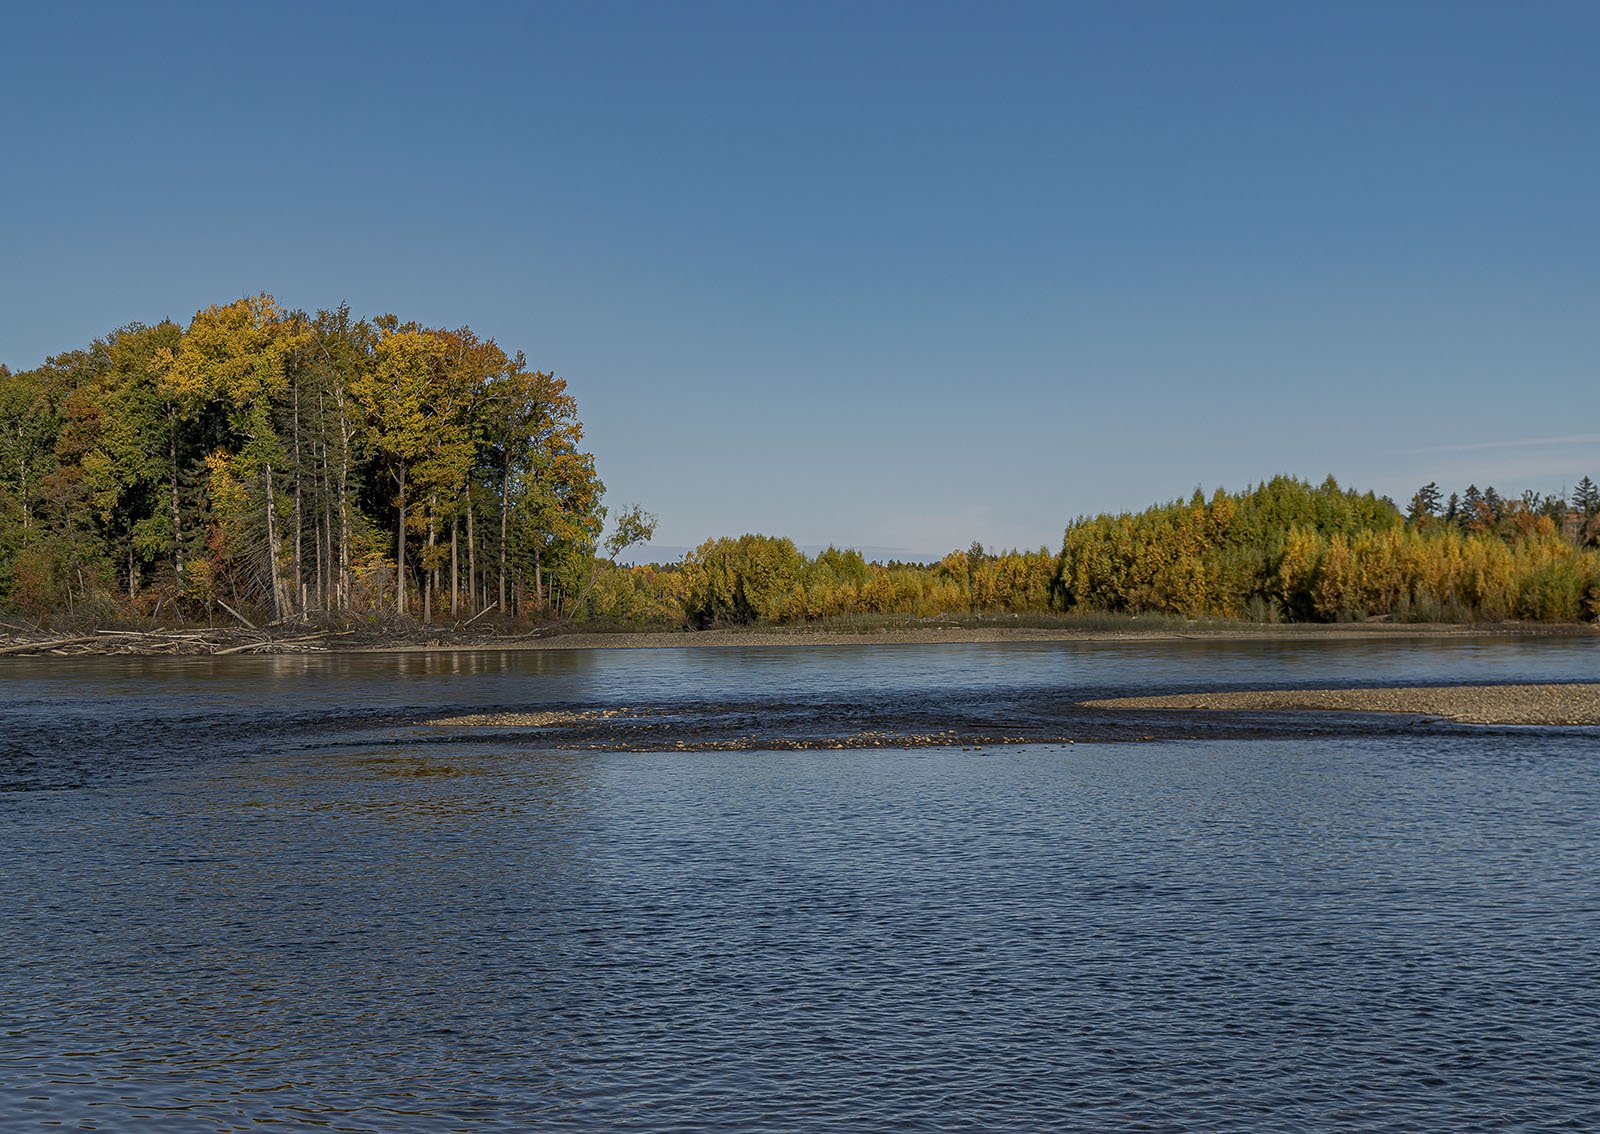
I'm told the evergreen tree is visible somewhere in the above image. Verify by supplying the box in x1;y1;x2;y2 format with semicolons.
1574;476;1600;517
1459;485;1488;531
1407;482;1442;525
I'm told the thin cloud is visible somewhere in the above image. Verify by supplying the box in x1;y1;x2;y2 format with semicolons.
1414;434;1600;454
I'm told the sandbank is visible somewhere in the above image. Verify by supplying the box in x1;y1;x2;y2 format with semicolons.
1083;683;1600;726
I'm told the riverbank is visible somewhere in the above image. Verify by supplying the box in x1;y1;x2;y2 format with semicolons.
1084;683;1600;726
0;619;1596;657
430;621;1597;651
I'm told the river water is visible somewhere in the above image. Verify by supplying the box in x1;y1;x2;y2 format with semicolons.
3;638;1598;1130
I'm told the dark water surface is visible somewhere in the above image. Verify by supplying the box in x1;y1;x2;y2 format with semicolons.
3;638;1599;1130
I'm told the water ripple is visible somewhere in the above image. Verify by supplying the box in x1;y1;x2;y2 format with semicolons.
3;641;1599;1129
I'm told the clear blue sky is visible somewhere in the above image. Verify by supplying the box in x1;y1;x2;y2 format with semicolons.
4;1;1597;559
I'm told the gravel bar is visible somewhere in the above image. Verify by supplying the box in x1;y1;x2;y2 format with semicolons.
1083;683;1600;725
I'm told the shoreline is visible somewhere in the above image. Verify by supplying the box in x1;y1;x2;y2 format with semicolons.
0;619;1595;657
1083;683;1600;726
346;620;1600;652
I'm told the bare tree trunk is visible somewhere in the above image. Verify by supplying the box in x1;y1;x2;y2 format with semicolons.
424;494;437;623
534;545;542;614
451;515;459;615
314;511;324;613
321;431;335;610
264;463;286;621
333;384;354;610
499;459;510;615
466;494;477;614
167;406;183;578
313;445;324;613
315;396;332;610
14;429;31;532
291;371;303;614
128;546;137;601
395;463;407;616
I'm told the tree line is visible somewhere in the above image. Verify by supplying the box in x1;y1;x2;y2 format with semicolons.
5;305;1598;630
0;295;615;623
584;538;1058;628
1055;476;1600;623
583;476;1600;627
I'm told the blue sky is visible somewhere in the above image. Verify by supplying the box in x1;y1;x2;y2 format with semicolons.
3;1;1596;558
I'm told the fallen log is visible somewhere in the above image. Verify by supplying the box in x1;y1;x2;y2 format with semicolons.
212;638;270;656
0;636;99;656
217;601;257;630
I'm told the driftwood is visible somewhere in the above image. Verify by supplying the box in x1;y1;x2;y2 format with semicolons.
216;600;257;630
0;635;99;656
0;615;540;657
213;632;327;656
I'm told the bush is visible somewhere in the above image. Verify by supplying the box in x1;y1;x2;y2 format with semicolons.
1519;560;1585;622
682;535;807;626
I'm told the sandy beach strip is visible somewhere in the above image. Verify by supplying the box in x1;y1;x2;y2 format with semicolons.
1082;684;1600;726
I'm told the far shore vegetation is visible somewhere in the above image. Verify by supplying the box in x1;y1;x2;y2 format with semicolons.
4;295;1600;635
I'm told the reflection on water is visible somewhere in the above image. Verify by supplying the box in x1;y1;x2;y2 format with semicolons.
2;638;1599;1130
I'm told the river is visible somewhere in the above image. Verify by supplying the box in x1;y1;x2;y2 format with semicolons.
3;637;1598;1130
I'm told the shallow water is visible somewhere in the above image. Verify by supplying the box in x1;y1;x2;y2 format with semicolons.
3;638;1599;1130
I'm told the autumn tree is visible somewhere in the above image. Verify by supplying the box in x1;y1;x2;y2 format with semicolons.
168;295;310;619
478;362;598;615
0;361;73;607
0;366;66;541
293;305;372;612
52;324;186;598
350;322;448;615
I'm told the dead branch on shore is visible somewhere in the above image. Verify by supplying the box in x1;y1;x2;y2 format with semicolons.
216;600;258;630
0;626;336;657
0;635;100;656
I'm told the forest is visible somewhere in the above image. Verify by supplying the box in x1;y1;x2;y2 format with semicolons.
1051;476;1600;623
4;297;1600;630
0;294;622;626
585;477;1600;628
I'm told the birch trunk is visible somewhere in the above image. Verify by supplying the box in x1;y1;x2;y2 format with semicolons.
424;494;437;623
291;370;303;612
264;463;286;621
167;406;183;578
499;458;511;615
466;496;477;614
395;463;407;616
333;383;354;610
